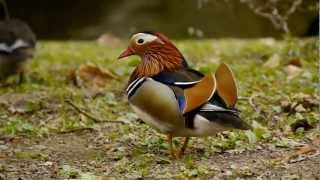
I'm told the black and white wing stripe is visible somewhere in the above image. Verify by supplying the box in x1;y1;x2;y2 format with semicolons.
0;39;30;53
173;80;201;86
200;103;239;115
126;77;146;97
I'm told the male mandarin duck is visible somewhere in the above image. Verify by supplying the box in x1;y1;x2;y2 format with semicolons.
0;17;36;83
118;32;250;157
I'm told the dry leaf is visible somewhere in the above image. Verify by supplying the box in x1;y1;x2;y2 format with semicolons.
293;93;320;109
283;64;303;80
300;95;319;109
294;104;306;112
281;93;319;114
263;54;280;68
76;63;115;87
96;33;121;47
70;63;116;97
288;59;302;67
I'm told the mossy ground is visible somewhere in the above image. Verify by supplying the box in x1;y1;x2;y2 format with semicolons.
0;37;319;179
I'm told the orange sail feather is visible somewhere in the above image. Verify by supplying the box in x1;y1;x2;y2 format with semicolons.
215;63;238;108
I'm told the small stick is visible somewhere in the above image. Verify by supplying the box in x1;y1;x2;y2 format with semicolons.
248;93;268;119
238;96;249;101
0;0;10;20
57;127;95;134
65;99;124;124
248;93;261;114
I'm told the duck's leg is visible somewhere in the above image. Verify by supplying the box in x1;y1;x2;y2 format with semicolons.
167;134;176;158
177;137;190;157
18;71;24;84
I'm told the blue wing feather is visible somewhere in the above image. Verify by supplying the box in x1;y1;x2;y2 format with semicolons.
176;92;186;112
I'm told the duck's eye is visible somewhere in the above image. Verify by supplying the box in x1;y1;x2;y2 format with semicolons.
137;39;144;44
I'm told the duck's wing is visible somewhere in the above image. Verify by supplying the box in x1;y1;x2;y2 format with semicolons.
152;69;216;114
150;65;251;131
151;63;238;114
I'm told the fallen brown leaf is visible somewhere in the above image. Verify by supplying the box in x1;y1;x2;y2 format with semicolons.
294;104;306;112
77;63;116;86
293;93;320;109
96;33;121;47
283;64;303;80
281;93;319;114
69;63;116;97
288;59;302;67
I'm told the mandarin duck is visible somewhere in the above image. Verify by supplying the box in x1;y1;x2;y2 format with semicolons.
118;32;250;157
0;3;36;84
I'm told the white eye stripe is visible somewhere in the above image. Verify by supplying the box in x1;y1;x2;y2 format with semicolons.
131;33;158;45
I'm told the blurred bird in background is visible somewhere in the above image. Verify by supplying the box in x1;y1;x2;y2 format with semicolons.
119;32;251;157
0;0;36;85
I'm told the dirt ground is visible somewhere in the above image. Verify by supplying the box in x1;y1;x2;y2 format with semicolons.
0;128;319;179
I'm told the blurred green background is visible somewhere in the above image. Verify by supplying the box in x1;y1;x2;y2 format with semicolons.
3;0;318;39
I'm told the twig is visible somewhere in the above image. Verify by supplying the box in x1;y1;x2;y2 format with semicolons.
241;0;303;33
65;99;124;124
257;170;271;179
238;96;249;101
0;0;10;20
285;0;303;18
57;127;95;134
248;93;269;119
249;93;261;113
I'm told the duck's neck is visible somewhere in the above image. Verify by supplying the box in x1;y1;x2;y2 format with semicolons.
129;49;187;82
